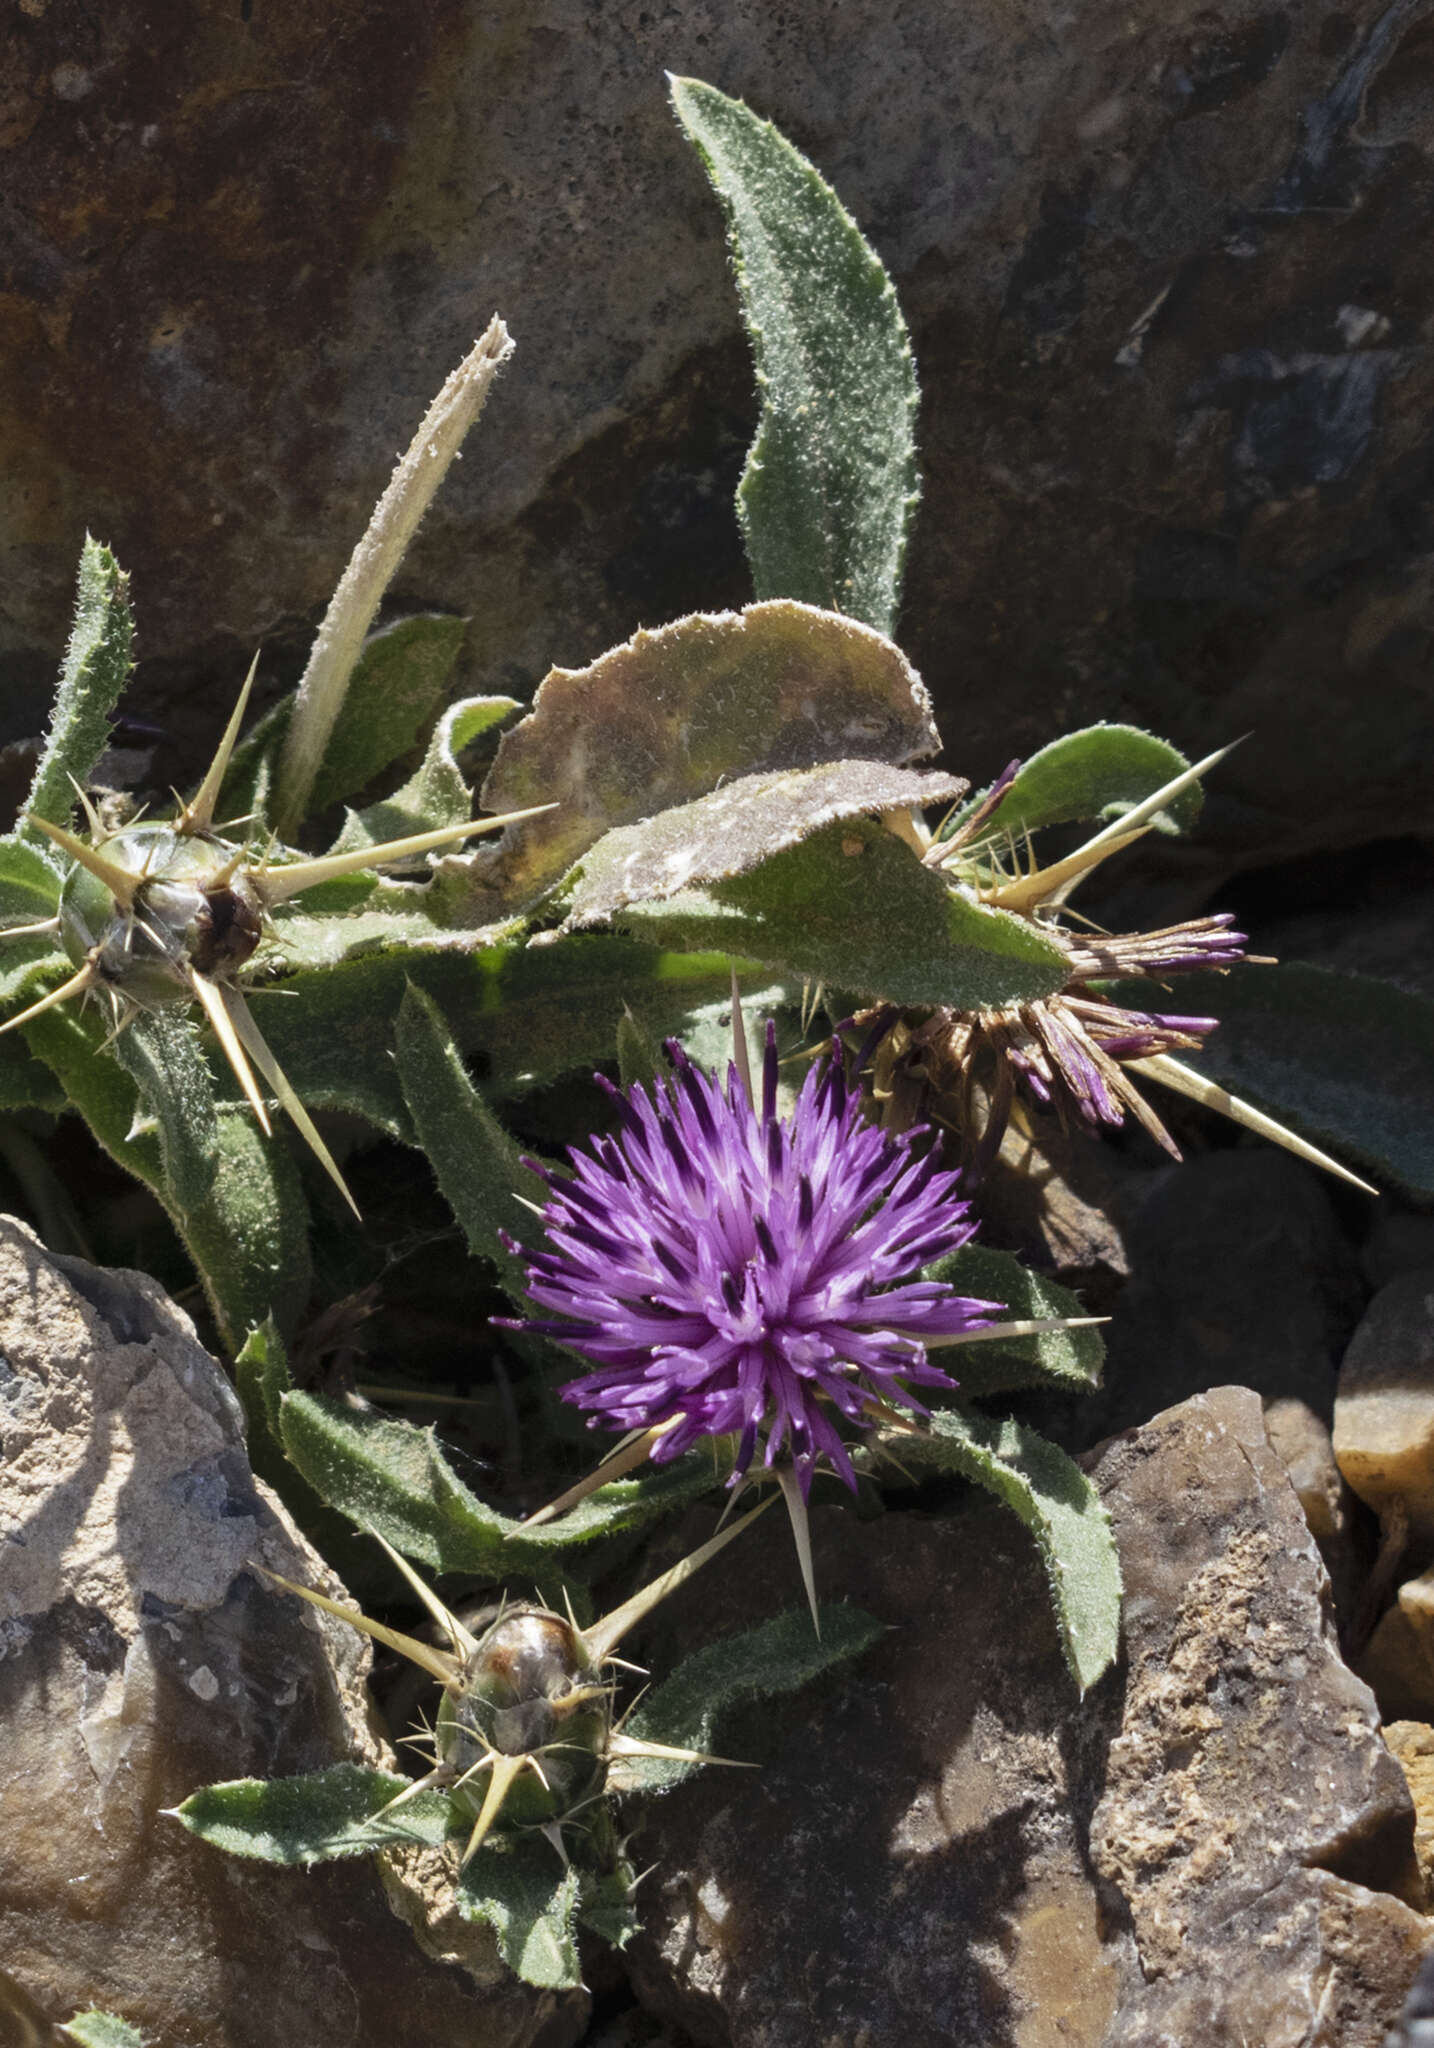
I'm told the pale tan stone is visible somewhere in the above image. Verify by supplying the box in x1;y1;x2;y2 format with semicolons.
0;1217;583;2047
1334;1269;1434;1544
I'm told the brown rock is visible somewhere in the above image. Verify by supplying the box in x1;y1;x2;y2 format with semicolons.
623;1385;1426;2046
1384;1722;1434;1904
1335;1269;1434;1549
2;2;1433;871
0;1216;584;2048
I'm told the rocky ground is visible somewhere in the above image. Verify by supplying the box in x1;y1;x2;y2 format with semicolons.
5;1015;1434;2046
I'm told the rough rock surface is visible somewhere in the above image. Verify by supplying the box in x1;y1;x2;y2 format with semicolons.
1386;1722;1434;1903
0;1216;584;2048
3;1;1434;867
1336;1267;1434;1547
622;1386;1426;2047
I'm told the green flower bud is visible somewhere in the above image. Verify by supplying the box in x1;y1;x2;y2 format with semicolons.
437;1607;610;1834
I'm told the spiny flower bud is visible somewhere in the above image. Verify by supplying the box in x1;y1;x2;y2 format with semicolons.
438;1607;611;1835
259;1509;768;1866
1;662;555;1215
58;822;263;1009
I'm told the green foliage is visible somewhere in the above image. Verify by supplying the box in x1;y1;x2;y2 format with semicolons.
22;997;311;1348
922;1247;1104;1398
62;2012;147;2048
1144;962;1434;1198
951;725;1199;844
565;761;964;928
617;817;1070;1008
277;1391;717;1578
248;937;753;1133
671;79;919;635
308;613;468;814
619;1604;883;1794
21;537;134;838
456;1841;582;1989
337;693;520;849
173;1764;454;1863
112;1013;220;1216
886;1410;1121;1694
468;600;938;920
394;982;543;1298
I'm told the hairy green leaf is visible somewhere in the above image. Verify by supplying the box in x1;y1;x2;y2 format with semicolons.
953;725;1199;846
578;1865;642;1951
178;1112;313;1349
921;1247;1104;1398
456;1840;581;1989
565;761;965;928
461;601;939;922
246;938;754;1132
21;1003;311;1348
22;538;135;838
112;1012;220;1216
671;79;919;635
62;2012;147;2048
0;835;64;920
887;1409;1120;1693
173;1764;453;1863
617;819;1070;1008
395;983;543;1298
618;1604;882;1794
1140;962;1434;1198
278;1392;716;1579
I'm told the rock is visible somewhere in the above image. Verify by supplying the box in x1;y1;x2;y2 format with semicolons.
1335;1268;1434;1550
623;1385;1426;2047
1385;1723;1434;1905
0;1215;584;2048
1080;1149;1365;1445
1384;1940;1434;2048
3;3;1434;868
1264;1393;1363;1617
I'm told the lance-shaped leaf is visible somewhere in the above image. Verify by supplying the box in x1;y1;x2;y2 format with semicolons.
884;1409;1120;1694
21;538;135;839
949;725;1200;845
919;1247;1104;1399
1126;962;1434;1198
23;1000;312;1348
278;1391;717;1578
565;761;965;928
456;1840;582;1990
616;818;1070;1009
112;1011;220;1216
616;1603;883;1795
670;78;919;636
275;320;514;837
173;1764;455;1864
395;982;543;1299
442;601;940;920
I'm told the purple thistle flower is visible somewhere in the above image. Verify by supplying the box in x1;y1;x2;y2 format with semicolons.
503;1026;999;1498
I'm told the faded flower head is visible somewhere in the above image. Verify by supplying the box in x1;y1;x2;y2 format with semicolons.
506;1025;998;1497
897;755;1254;1162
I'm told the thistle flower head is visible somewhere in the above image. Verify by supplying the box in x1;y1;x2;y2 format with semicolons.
507;1025;999;1498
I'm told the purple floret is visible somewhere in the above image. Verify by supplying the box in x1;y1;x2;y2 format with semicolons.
503;1026;998;1496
